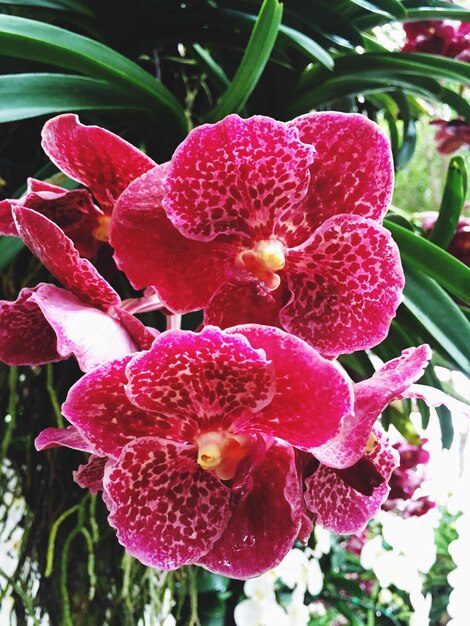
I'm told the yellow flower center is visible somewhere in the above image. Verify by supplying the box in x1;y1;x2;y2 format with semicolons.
196;431;250;480
236;239;286;291
92;214;112;242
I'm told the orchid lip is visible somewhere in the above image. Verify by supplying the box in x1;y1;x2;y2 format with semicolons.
196;431;251;481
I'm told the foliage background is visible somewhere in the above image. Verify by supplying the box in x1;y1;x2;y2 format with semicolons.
0;0;469;624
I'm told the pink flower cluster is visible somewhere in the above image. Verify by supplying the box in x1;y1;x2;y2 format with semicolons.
0;112;463;579
402;19;470;62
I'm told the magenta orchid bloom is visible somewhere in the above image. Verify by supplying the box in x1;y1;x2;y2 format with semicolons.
430;119;470;155
0;206;156;371
36;325;355;578
0;114;156;256
403;20;470;60
301;344;457;533
111;112;404;357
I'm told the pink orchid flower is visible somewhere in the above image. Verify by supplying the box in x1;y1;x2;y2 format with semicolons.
0;207;156;371
302;343;469;534
403;20;470;60
111;112;404;358
430;119;470;155
36;325;355;578
0;115;156;257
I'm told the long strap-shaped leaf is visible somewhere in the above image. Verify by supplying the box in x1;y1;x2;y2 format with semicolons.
385;220;470;304
0;15;188;137
402;263;470;376
0;73;152;123
205;0;283;122
429;156;467;250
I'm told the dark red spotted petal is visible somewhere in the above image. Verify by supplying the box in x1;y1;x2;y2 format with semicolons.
282;112;393;246
19;187;101;259
199;440;302;578
305;429;399;534
73;455;108;493
103;437;231;569
229;325;353;450
204;281;286;329
164;114;314;242
35;425;94;452
27;177;65;194
125;327;275;441
283;215;404;357
62;356;174;459
41;114;156;214
0;286;61;366
31;284;137;372
111;166;229;312
13;206;119;310
315;345;432;469
0;200;18;236
113;307;159;351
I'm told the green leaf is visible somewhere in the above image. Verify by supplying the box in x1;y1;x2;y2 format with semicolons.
0;236;24;272
429;156;467;249
385;219;470;304
423;366;454;449
402;263;470;375
279;22;335;69
205;0;283;122
0;73;152;122
0;14;187;137
0;0;93;13
349;0;406;18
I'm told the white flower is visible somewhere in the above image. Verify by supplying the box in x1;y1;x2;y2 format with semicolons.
409;591;431;626
274;548;324;596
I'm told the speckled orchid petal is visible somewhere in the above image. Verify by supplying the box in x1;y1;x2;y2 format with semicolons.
164;114;315;242
73;455;108;493
103;436;231;569
283;112;393;246
0;286;61;366
112;307;159;351
283;215;404;357
315;345;432;469
30;284;137;372
204;281;287;329
125;326;275;440
41;114;156;214
111;166;229;312
19;187;100;258
199;440;302;578
13;206;119;310
228;325;353;450
305;429;399;534
0;200;18;236
35;425;93;452
62;355;175;459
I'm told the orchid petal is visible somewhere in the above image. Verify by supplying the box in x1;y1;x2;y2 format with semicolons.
0;200;18;236
229;325;353;450
73;455;108;493
284;112;393;245
62;355;170;459
404;383;470;419
41;114;155;214
125;326;275;441
164;114;314;242
30;284;137;372
315;345;432;469
0;286;61;366
111;166;228;311
204;281;287;329
305;429;399;534
13;206;119;310
199;440;302;578
283;215;404;357
103;436;231;569
35;425;93;452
